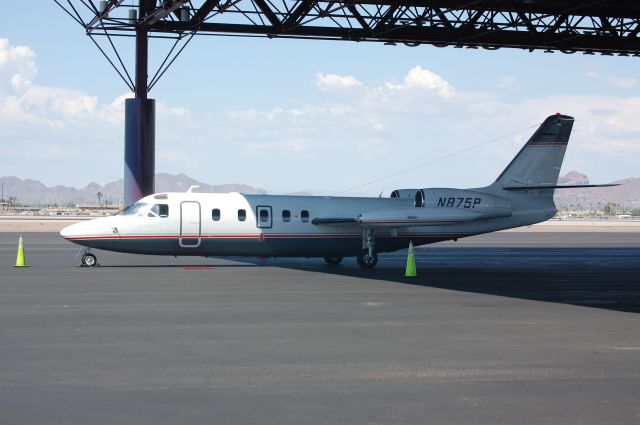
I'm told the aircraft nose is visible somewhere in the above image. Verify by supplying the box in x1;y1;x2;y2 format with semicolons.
60;222;87;240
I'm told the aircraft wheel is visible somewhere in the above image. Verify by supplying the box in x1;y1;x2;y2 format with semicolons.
356;250;378;268
81;253;97;267
324;256;343;265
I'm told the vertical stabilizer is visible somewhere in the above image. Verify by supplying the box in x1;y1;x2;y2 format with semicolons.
493;114;574;188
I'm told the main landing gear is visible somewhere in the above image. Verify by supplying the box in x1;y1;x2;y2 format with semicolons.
356;250;378;268
324;256;343;265
357;228;378;268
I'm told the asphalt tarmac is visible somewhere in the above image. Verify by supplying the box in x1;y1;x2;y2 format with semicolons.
1;232;639;425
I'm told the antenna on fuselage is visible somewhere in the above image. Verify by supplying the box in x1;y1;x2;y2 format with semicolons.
186;185;200;193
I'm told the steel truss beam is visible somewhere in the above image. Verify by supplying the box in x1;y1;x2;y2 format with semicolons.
60;0;640;55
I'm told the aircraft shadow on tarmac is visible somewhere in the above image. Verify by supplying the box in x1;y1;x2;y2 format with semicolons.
227;247;640;314
97;264;257;268
91;247;640;314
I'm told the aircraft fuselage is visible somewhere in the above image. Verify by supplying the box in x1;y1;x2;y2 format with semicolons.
60;190;554;258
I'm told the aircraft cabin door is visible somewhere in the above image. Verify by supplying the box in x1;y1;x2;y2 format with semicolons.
180;201;201;247
256;206;272;229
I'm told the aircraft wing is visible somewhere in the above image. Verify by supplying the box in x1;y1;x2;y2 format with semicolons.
311;217;358;225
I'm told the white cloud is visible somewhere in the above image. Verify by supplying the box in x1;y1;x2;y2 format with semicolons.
498;76;521;93
607;75;636;88
386;66;455;99
465;94;640;158
315;73;363;91
99;92;133;124
0;38;37;92
582;71;636;89
314;67;455;101
0;50;188;136
220;65;640;192
23;86;97;116
312;66;458;119
0;38;196;189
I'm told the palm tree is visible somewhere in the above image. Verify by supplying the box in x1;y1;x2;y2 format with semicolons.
603;202;615;217
97;192;103;208
8;196;17;211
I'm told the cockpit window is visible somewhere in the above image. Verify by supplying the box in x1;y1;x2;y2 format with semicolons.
119;202;148;216
149;204;169;218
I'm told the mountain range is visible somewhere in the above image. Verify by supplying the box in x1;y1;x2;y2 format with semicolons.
554;171;640;209
0;173;266;206
1;171;638;208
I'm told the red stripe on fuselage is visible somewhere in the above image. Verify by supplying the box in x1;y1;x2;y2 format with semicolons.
527;143;568;147
64;231;471;242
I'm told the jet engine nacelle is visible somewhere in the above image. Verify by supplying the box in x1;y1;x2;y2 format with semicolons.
390;189;424;207
390;189;420;199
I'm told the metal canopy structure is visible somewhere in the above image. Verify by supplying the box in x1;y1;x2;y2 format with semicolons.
54;0;640;204
63;1;640;56
58;1;640;94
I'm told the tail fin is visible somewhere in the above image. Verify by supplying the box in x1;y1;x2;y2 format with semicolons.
493;114;574;188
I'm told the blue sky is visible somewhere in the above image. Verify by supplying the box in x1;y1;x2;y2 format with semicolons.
1;1;639;195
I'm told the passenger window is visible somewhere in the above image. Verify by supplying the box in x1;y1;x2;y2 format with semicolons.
282;209;291;222
238;209;246;221
259;209;268;223
212;208;221;221
301;210;309;222
150;204;169;218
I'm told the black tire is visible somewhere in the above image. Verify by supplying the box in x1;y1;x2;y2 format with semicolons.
81;253;97;267
324;256;343;265
356;250;378;268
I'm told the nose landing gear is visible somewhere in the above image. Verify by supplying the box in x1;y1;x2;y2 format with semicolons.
77;247;98;267
81;253;98;267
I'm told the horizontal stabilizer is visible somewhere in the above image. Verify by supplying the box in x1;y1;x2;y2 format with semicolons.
503;184;619;191
312;217;357;225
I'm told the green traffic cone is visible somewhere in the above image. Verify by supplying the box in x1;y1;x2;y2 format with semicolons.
404;240;417;277
15;233;27;267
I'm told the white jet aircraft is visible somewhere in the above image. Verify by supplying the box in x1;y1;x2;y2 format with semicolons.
61;114;614;268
